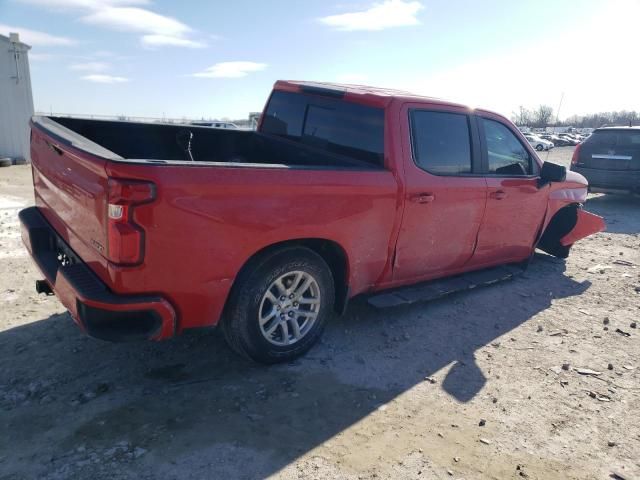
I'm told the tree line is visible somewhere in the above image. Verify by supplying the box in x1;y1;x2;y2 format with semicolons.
511;106;639;129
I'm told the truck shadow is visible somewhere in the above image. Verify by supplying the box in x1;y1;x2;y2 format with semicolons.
585;194;640;234
1;256;590;479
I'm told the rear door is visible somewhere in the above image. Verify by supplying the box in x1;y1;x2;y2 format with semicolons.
577;129;640;171
393;104;487;281
472;115;548;264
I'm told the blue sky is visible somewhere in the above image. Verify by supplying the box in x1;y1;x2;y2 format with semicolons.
1;0;638;120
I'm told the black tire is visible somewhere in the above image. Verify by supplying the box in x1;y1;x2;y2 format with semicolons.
13;158;27;165
221;247;335;364
0;158;11;168
536;144;544;151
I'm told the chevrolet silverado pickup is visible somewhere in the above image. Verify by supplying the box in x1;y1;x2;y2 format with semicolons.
20;81;605;363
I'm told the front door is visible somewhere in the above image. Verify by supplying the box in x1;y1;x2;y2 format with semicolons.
393;106;487;282
472;115;549;265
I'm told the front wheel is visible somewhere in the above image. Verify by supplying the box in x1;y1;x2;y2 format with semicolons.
222;247;335;364
536;144;544;151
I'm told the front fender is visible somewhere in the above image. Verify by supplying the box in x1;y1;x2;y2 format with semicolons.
560;209;605;246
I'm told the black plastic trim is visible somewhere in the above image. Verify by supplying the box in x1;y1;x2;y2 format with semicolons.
299;85;346;99
19;206;166;341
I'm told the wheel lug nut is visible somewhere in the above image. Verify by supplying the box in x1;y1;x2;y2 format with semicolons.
293;302;299;307
276;305;281;310
288;311;294;317
289;294;294;299
280;296;286;301
280;314;285;319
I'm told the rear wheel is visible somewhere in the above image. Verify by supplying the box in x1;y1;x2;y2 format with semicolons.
222;247;335;364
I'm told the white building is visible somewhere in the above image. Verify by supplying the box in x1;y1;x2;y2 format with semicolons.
0;32;34;162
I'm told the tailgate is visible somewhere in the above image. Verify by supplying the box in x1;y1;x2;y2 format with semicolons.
578;129;640;171
30;118;110;259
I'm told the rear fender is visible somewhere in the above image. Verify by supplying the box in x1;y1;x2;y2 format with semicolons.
560;210;605;246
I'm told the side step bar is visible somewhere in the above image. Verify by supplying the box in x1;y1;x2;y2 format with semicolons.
368;264;525;309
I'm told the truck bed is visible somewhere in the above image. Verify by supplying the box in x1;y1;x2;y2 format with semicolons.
37;116;379;170
28;112;398;336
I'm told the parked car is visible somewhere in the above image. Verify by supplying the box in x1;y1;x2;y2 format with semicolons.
524;134;554;151
19;81;605;363
570;126;640;194
541;134;573;147
558;133;580;146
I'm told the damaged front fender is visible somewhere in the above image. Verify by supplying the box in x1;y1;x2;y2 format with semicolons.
537;203;605;258
560;209;606;246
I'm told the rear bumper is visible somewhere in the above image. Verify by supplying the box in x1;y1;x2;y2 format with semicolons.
19;206;176;341
572;165;640;193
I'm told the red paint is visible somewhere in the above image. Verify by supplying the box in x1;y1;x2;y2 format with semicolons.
560;210;606;246
22;81;604;340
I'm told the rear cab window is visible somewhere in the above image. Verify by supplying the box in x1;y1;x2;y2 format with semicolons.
261;90;385;168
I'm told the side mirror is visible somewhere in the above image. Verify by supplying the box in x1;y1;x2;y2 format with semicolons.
539;161;566;187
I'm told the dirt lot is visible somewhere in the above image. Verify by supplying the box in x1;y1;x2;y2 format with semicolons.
1;147;639;480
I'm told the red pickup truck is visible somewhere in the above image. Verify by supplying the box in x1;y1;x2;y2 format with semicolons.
20;81;604;363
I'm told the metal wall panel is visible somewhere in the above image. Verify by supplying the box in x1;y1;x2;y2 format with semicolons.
0;34;34;161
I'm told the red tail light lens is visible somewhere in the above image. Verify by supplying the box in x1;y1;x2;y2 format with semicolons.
571;143;582;166
107;179;155;265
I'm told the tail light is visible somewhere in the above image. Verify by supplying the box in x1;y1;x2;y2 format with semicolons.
571;143;582;166
107;178;155;265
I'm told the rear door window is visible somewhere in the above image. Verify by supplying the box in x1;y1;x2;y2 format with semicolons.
410;110;473;175
261;90;384;167
481;118;535;176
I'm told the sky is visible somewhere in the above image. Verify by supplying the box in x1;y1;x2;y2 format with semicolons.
1;0;639;120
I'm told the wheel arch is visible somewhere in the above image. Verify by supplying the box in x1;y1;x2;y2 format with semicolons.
228;238;351;316
537;203;579;258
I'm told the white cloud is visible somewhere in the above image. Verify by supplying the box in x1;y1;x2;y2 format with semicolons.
191;62;267;79
81;74;128;83
81;7;190;35
69;61;109;71
80;6;206;48
141;34;205;49
14;1;206;49
319;0;423;31
0;24;76;46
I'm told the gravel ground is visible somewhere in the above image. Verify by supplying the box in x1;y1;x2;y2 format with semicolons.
1;147;639;480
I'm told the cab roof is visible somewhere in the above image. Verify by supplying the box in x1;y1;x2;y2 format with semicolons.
274;80;475;111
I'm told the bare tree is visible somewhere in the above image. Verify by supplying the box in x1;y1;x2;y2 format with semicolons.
532;105;554;128
557;110;639;128
511;106;532;126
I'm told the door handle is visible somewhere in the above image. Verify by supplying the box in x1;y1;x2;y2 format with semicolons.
490;190;507;200
410;193;435;204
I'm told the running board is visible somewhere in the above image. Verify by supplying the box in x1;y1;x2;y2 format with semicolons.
367;264;525;308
